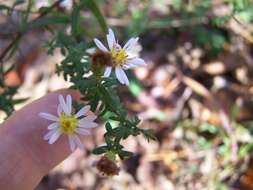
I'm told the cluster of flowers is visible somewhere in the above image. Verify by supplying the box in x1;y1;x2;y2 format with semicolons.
40;28;146;151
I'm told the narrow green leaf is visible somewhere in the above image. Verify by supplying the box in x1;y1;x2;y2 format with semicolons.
71;5;81;38
12;98;29;104
0;5;10;11
104;134;113;147
12;0;25;7
27;16;70;30
105;122;113;133
81;0;107;33
129;81;142;97
92;145;108;155
119;150;134;159
141;129;157;142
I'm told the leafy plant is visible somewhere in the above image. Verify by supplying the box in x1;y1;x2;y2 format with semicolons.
0;0;156;162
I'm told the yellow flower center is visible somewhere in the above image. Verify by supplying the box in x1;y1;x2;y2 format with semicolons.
59;114;78;134
111;48;128;66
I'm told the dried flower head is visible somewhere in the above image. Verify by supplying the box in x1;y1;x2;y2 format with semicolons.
91;50;113;76
96;155;120;176
91;50;113;67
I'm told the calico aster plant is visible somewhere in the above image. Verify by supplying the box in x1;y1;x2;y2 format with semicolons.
39;22;156;175
0;0;155;176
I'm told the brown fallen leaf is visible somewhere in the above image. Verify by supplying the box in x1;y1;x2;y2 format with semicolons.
182;76;212;99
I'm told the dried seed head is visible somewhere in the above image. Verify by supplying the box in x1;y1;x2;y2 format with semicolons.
91;50;113;67
96;156;120;176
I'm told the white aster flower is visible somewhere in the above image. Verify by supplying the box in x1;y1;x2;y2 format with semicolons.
39;94;98;151
93;28;146;85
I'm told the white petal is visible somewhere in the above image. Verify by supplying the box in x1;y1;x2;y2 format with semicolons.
58;95;69;115
115;67;129;85
78;121;98;128
93;38;108;52
76;128;91;135
48;129;61;144
57;105;62;116
122;64;131;70
123;37;139;51
43;128;58;140
84;114;97;122
69;136;76;151
107;35;113;50
39;112;59;121
47;122;59;130
73;135;84;150
86;47;96;54
75;105;90;118
107;28;116;50
128;58;146;66
66;94;72;114
124;58;147;69
79;114;97;123
103;66;112;77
